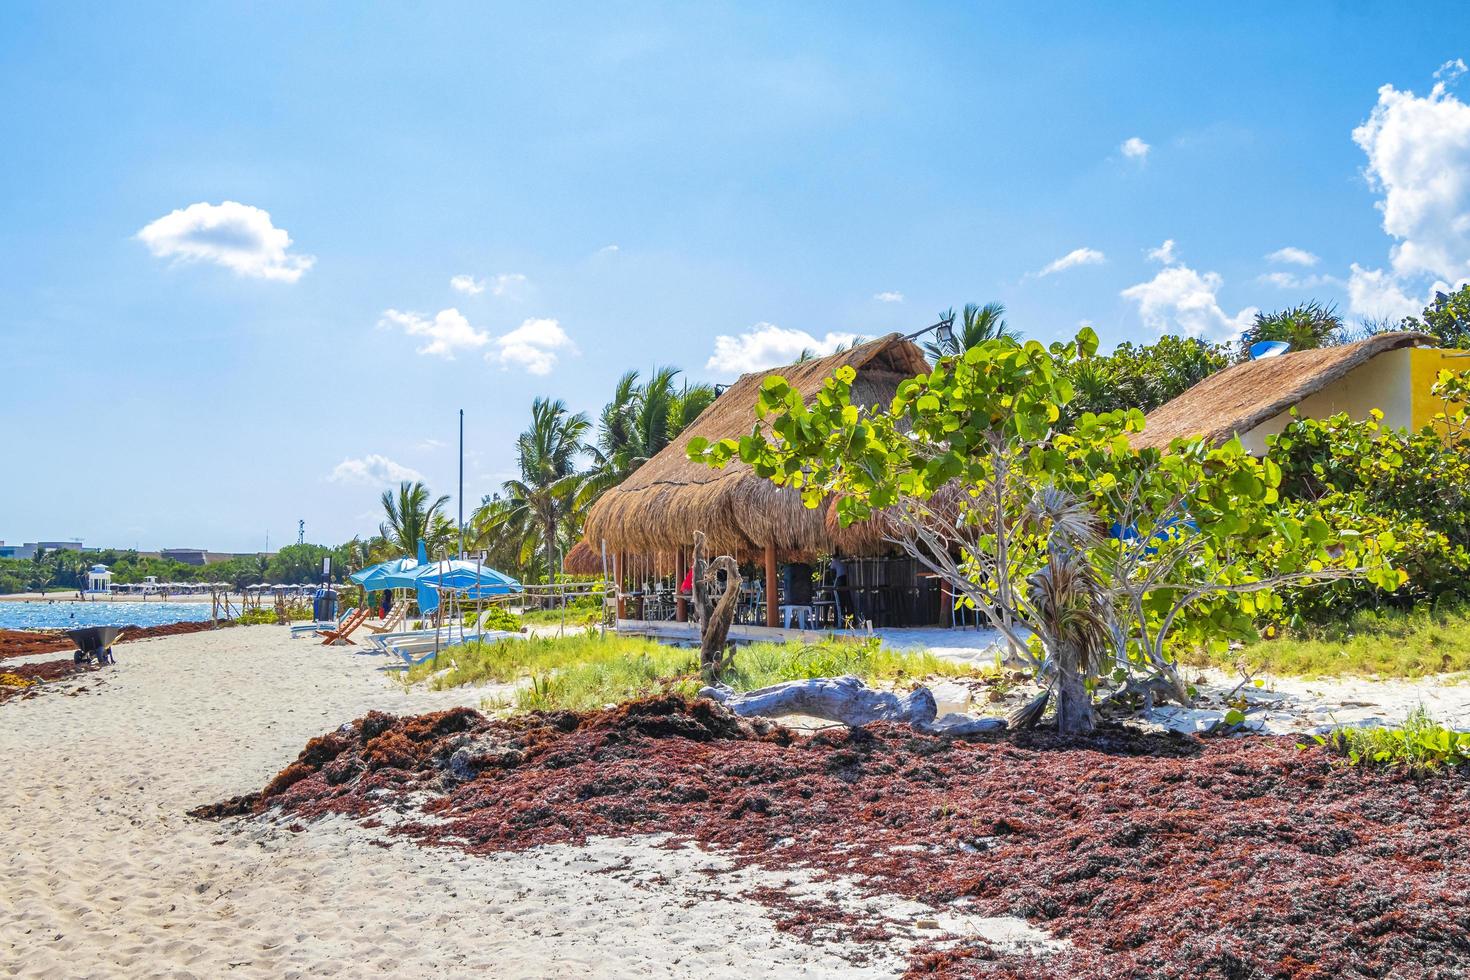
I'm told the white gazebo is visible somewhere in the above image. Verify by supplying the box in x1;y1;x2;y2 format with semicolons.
86;564;113;594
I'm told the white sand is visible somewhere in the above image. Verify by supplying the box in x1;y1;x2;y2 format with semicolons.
1;627;1055;978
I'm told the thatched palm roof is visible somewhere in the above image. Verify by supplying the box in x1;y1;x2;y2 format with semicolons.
561;539;603;576
1132;331;1434;450
582;333;930;557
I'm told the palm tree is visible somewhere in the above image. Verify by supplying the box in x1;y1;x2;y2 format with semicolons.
477;398;591;584
580;367;715;510
380;480;452;559
924;302;1017;360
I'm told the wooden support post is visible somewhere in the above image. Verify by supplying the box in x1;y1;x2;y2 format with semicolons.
764;543;779;628
614;551;626;620
675;546;688;622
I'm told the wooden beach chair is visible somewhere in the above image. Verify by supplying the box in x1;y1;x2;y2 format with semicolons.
318;606;372;645
365;603;407;635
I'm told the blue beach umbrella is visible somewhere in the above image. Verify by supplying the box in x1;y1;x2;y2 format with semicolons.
349;557;420;592
406;560;522;613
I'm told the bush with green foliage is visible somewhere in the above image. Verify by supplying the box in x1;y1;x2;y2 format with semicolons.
462;605;523;632
1062;335;1228;422
236;608;281;625
1268;371;1470;620
1402;283;1470;349
1309;707;1470;775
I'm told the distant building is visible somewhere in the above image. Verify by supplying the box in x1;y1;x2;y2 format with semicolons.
0;539;85;560
161;548;209;566
86;564;112;593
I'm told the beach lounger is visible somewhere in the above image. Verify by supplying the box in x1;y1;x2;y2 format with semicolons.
318;606;372;645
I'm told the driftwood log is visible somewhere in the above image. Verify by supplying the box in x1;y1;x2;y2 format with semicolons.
699;555;742;681
700;676;1005;735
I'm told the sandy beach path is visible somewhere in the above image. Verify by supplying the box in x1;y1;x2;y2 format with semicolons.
1;627;911;979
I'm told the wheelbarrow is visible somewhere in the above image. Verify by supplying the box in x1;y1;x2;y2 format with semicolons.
64;626;126;665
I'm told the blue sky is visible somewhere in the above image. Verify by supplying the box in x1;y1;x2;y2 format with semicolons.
2;2;1467;552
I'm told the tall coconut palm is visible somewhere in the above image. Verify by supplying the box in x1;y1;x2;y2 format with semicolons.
379;481;452;559
477;398;591;583
580;367;715;510
924;302;1017;360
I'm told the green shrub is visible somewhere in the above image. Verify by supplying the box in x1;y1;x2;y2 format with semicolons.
1309;707;1470;775
463;606;523;632
236;608;280;625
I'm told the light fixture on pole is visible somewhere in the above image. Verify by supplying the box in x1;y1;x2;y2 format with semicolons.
904;311;957;348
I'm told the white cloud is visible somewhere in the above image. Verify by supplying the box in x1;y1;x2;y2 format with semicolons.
873;290;904;303
1266;246;1320;267
451;272;528;297
417;438;447;451
136;201;314;282
1346;264;1423;322
1121;263;1257;342
490;317;576;375
488;272;528;297
597;244;620;256
379;308;490;358
1147;239;1178;264
1434;58;1467;83
705;322;859;375
329;454;424;486
1037;247;1106;277
1121;137;1150;161
1351;67;1470;290
1257;270;1342;290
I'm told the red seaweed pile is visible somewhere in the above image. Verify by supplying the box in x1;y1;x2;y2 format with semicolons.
194;696;1470;978
0;619;230;659
0;658;100;703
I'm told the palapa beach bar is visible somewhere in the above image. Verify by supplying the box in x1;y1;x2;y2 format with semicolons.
581;333;955;634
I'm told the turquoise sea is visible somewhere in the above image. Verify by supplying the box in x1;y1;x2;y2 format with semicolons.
0;601;215;631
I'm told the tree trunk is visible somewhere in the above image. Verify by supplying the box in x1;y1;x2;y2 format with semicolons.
1054;641;1095;734
699;555;741;681
701;676;1005;735
690;532;712;629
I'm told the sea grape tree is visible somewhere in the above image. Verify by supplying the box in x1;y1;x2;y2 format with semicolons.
688;330;1401;733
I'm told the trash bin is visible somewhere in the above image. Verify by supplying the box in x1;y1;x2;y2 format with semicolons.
313;588;337;623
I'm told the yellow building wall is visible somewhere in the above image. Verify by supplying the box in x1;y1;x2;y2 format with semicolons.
1409;347;1470;430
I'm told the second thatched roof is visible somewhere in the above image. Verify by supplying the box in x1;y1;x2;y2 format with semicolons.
1132;331;1434;450
582;333;930;558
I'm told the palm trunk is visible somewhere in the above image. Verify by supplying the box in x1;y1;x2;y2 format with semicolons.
1055;640;1095;734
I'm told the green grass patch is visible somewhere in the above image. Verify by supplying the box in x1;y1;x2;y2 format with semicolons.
400;632;978;714
1183;602;1470;679
1308;706;1470;775
519;605;601;627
